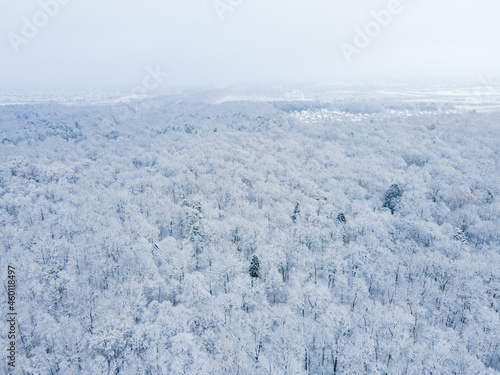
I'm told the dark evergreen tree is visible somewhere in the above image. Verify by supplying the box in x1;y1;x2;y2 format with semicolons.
486;189;495;204
292;202;300;223
249;255;260;285
383;183;403;214
337;212;347;224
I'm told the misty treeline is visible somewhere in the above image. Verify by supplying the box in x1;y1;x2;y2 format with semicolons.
0;96;499;374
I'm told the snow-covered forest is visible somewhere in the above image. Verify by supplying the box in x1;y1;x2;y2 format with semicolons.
1;89;499;374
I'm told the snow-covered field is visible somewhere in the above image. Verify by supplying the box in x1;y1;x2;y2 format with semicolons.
0;87;499;374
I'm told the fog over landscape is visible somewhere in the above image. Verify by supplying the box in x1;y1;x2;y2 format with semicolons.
1;0;500;88
1;1;500;374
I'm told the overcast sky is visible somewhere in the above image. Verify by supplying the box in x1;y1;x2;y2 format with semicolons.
1;0;499;89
